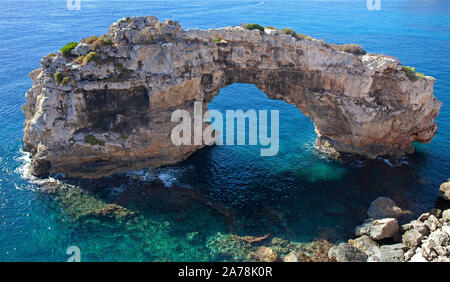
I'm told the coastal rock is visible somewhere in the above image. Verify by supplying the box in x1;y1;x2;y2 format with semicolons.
376;243;407;262
401;220;429;236
355;218;399;240
283;251;311;262
439;182;450;201
402;229;424;248
23;16;442;178
409;248;428;262
254;246;279;262
423;214;442;232
328;243;368;262
367;197;403;219
442;209;450;222
348;235;380;257
420;229;449;260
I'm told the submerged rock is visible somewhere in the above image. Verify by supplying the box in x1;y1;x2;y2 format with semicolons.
367;197;403;219
23;16;441;178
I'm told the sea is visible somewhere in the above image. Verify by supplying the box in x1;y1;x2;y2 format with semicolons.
0;0;449;261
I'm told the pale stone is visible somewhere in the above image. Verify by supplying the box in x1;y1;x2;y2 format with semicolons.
355;218;399;240
378;244;407;262
439;182;450;201
402;229;425;248
254;246;278;262
348;235;380;256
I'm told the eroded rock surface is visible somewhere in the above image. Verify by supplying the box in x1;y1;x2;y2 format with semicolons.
23;16;441;178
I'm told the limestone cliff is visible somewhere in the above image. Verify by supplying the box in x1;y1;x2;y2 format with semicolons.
23;16;441;178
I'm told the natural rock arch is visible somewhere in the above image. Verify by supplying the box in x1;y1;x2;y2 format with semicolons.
23;16;441;178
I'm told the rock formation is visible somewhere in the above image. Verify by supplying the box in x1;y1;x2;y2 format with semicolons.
23;16;441;178
336;196;450;262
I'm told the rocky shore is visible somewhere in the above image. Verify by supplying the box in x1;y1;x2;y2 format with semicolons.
326;183;450;262
23;16;441;178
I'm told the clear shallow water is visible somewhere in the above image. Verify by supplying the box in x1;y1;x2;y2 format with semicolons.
0;0;449;261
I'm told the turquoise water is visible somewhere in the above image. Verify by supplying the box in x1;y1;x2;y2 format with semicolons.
0;0;449;261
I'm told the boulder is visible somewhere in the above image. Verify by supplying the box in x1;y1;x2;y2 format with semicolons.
401;220;429;236
367;197;403;219
254;246;279;262
441;209;450;222
439;182;450;201
348;235;380;256
377;243;408;262
402;228;424;249
409;248;428;262
328;243;368;262
423;214;442;232
283;251;311;262
355;218;399;240
421;229;449;259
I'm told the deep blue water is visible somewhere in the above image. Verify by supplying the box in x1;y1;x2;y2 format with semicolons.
0;0;449;261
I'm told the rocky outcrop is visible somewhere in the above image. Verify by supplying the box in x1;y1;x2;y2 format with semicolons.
339;196;450;262
23;16;441;178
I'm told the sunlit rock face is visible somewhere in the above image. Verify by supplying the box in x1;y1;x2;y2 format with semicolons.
23;16;441;178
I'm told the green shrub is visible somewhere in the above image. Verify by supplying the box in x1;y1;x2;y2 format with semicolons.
296;33;313;40
280;28;296;36
60;42;79;57
84;134;105;146
265;25;277;30
246;23;265;32
213;37;222;43
92;35;112;50
82;36;98;44
402;66;423;81
54;72;63;84
331;43;366;55
61;77;70;85
84;51;100;64
119;17;132;24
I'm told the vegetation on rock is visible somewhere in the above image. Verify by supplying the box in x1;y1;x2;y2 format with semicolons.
246;23;265;32
60;41;79;57
84;134;105;146
54;71;63;84
402;66;427;81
